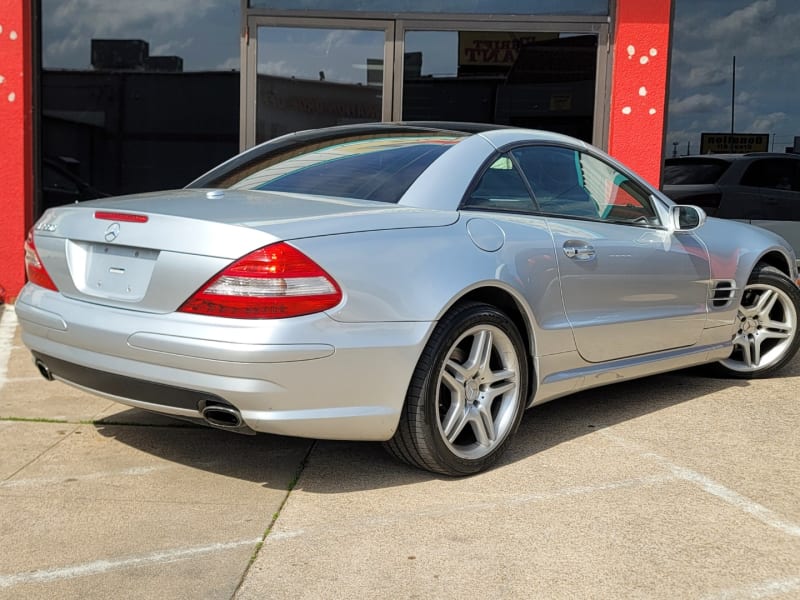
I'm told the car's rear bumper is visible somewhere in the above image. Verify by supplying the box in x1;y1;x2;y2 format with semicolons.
16;285;434;441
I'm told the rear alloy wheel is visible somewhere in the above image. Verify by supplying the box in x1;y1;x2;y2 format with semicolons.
385;302;528;476
716;265;800;378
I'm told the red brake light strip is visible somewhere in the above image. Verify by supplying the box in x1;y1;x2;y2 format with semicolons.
94;211;149;223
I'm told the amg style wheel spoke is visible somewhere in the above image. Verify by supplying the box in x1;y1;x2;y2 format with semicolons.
436;324;521;459
721;279;799;374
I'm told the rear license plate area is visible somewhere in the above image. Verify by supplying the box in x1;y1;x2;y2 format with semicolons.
68;241;159;301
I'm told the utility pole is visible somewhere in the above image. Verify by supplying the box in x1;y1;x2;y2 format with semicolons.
730;56;736;151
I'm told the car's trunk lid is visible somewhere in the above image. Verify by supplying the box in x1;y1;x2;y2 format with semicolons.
32;189;456;313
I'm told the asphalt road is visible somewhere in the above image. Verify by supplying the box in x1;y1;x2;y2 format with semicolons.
1;305;799;599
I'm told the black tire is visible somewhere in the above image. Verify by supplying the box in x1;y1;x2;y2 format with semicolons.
713;265;800;379
384;302;529;476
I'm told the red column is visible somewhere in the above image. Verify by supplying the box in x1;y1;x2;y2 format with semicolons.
0;0;33;303
608;0;673;187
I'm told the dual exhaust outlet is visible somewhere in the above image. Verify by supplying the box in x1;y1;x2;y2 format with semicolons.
34;357;252;434
200;403;256;435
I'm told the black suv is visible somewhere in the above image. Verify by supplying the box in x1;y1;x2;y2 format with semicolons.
662;153;800;263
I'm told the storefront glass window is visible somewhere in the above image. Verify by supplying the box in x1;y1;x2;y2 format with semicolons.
402;30;598;141
255;27;386;144
247;0;608;15
39;1;240;213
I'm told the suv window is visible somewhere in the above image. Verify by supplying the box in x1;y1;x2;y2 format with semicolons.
662;159;731;185
740;158;800;192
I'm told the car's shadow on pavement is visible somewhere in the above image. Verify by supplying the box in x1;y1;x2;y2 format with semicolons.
93;357;799;492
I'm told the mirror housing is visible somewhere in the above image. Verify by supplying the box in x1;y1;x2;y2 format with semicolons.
671;205;707;231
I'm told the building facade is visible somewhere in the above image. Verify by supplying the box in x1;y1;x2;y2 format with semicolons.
0;0;672;302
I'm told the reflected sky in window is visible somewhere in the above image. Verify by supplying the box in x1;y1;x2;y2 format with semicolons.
41;0;240;71
667;0;800;155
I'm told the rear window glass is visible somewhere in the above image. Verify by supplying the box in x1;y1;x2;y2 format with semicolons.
222;136;461;203
662;160;731;185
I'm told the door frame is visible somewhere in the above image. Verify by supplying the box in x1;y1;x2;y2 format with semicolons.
241;15;610;151
242;15;396;149
394;19;609;144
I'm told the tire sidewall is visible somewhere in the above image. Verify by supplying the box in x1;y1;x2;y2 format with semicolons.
420;303;528;475
718;266;800;378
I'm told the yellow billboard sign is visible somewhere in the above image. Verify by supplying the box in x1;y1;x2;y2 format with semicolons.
700;133;769;154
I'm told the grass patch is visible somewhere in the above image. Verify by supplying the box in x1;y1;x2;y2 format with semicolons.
0;416;70;424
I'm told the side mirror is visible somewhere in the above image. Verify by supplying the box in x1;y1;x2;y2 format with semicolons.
671;205;707;231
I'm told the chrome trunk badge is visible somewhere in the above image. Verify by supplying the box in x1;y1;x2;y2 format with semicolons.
104;222;120;242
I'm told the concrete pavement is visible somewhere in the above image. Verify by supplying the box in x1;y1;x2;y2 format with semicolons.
1;303;799;599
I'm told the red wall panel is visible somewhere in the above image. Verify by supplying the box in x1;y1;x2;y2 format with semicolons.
0;0;33;302
609;0;673;187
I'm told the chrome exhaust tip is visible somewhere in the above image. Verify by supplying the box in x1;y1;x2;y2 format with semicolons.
35;359;54;381
201;404;243;429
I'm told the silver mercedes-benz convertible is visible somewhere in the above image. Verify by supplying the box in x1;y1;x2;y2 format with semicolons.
18;123;800;476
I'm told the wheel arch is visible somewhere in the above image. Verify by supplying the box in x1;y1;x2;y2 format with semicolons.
440;284;538;405
754;250;794;278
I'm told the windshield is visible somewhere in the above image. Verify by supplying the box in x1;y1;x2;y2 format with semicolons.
198;133;464;203
662;159;731;185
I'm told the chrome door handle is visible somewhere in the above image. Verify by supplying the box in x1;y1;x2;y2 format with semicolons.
562;241;596;261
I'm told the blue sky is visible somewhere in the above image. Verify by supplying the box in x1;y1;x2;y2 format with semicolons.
667;0;800;154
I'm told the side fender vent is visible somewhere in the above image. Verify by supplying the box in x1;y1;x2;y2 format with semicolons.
709;280;738;309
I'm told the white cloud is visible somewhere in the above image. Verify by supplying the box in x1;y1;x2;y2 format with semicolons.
681;65;730;88
151;39;194;57
259;60;293;77
669;94;724;115
49;0;219;38
707;0;777;38
749;111;787;131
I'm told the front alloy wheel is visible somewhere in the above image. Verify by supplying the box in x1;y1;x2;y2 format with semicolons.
385;302;528;476
717;265;800;378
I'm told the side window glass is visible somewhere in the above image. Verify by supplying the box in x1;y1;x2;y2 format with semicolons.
463;155;535;212
512;146;597;218
513;146;658;225
741;159;799;191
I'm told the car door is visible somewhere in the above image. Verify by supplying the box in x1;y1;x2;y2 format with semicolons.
511;144;711;363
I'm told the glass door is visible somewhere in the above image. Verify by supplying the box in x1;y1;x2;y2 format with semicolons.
243;17;395;147
242;17;608;149
396;21;608;144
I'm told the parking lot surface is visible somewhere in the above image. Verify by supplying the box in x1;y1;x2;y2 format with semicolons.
1;304;799;599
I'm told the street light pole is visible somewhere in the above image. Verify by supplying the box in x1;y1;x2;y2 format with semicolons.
730;56;736;135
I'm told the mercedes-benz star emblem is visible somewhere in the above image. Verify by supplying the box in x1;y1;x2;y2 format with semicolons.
104;222;120;242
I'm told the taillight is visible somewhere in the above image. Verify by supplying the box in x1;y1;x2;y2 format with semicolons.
178;242;342;319
24;230;58;291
